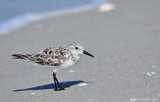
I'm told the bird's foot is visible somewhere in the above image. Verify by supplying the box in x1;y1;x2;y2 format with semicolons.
60;87;65;90
54;89;58;91
54;88;65;91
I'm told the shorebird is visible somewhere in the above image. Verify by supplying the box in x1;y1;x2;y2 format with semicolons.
12;42;94;91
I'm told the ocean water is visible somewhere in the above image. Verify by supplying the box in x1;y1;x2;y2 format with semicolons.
0;0;106;34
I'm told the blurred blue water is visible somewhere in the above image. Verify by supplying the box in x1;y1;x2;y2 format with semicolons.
0;0;106;34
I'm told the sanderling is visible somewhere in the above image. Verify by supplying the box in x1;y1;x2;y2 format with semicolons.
12;42;94;91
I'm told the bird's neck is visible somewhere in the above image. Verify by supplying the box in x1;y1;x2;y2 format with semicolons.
74;55;80;61
70;52;80;61
70;51;80;61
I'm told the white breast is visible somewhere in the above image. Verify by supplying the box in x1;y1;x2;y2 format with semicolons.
60;51;80;68
60;59;76;68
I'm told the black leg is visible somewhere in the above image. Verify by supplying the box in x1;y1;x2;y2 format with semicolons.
53;72;65;91
55;77;65;90
53;72;58;91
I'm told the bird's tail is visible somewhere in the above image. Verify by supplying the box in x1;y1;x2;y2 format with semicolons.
12;54;31;60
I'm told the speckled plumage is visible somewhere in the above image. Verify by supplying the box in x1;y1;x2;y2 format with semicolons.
29;45;72;66
12;43;80;68
12;42;94;91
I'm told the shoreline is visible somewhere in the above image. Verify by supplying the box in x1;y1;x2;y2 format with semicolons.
0;0;106;35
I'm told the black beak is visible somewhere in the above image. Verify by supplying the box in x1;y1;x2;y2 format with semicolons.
83;50;94;58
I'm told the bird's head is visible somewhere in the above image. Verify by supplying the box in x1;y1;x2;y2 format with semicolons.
68;42;94;58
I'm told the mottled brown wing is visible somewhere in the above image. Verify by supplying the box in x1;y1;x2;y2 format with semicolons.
29;46;68;66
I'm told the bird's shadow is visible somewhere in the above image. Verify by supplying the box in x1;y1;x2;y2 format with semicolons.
13;80;84;92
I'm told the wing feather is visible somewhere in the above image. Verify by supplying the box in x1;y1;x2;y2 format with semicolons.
29;45;69;66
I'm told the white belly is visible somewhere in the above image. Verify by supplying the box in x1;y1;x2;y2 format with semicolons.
60;59;76;68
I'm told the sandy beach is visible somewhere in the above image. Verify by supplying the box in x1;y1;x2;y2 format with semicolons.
0;0;160;101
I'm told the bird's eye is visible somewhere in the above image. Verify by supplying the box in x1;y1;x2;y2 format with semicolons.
75;47;78;50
